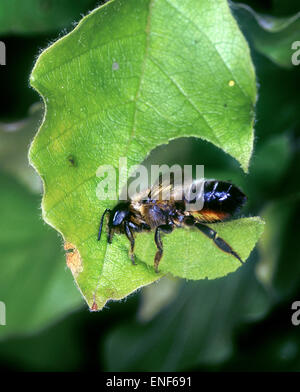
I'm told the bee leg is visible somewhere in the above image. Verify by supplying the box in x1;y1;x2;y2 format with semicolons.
154;225;173;273
97;208;111;241
194;222;244;264
124;222;137;265
108;227;114;244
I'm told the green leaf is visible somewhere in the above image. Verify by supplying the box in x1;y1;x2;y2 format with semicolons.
0;0;97;35
0;172;83;341
135;217;264;279
233;3;300;68
29;0;260;310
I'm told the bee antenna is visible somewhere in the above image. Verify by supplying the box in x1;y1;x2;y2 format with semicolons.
98;208;111;241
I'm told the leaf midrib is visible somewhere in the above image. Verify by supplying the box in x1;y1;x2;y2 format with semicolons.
92;0;156;299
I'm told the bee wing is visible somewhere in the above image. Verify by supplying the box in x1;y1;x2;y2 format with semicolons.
129;180;178;203
130;176;206;204
149;180;176;200
149;177;204;202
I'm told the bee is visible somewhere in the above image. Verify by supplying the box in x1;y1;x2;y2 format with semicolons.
97;179;247;273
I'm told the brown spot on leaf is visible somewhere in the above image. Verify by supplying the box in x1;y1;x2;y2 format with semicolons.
64;242;83;277
67;155;77;167
90;300;98;312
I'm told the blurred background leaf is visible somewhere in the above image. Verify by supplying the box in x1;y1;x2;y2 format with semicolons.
138;276;181;322
0;310;83;371
0;0;98;35
0;171;83;341
0;102;84;340
233;3;300;68
104;257;271;371
0;0;103;120
0;103;43;193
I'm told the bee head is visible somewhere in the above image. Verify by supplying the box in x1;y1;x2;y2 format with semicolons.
110;202;130;227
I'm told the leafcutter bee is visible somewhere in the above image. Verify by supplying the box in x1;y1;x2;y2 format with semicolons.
98;179;247;272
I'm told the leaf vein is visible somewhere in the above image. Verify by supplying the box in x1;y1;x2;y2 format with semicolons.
93;0;156;300
163;0;248;98
148;56;221;145
33;32;145;81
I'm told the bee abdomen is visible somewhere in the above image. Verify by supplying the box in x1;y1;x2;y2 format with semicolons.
203;180;247;215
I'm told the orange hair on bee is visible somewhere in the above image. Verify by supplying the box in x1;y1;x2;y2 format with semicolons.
191;209;230;223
